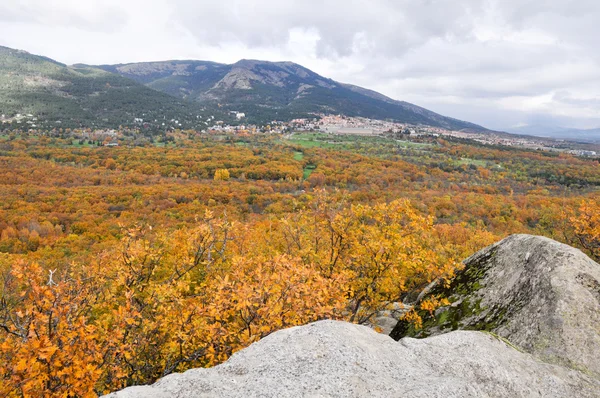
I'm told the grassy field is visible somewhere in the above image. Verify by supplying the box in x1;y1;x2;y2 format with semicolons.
287;132;434;152
292;150;312;179
70;139;98;148
394;139;433;149
457;158;489;167
303;164;316;179
286;133;341;148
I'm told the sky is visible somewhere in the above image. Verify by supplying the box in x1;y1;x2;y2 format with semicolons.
1;0;600;131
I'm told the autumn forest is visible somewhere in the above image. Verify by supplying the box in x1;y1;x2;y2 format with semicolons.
0;129;599;396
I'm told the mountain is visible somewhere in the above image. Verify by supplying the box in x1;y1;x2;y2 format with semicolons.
0;45;491;131
0;46;215;130
505;124;600;143
95;59;489;131
556;128;600;143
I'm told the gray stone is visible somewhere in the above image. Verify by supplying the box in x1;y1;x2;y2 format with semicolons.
104;320;600;398
391;234;600;378
368;302;411;334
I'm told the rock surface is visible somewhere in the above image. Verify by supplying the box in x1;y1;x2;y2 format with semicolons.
104;320;600;398
391;234;600;378
368;302;411;334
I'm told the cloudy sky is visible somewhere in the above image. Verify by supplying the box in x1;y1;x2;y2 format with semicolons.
1;0;600;131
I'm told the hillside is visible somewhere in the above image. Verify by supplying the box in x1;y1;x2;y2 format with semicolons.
0;45;492;131
95;59;489;131
0;46;213;130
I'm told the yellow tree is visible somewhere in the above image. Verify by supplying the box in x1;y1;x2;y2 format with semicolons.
0;261;105;397
275;191;461;325
203;254;348;364
571;199;600;261
213;169;230;181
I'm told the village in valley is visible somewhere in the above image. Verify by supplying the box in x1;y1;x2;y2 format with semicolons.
1;111;598;157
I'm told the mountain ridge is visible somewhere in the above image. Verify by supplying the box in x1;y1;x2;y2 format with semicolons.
0;46;219;130
1;45;489;131
505;124;600;143
91;58;490;131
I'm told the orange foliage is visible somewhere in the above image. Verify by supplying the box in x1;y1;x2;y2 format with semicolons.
0;131;598;395
571;199;600;261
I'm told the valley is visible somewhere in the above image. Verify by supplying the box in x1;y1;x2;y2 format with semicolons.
0;33;599;397
0;126;599;395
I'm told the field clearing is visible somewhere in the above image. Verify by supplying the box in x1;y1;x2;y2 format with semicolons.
70;139;97;148
395;139;433;149
287;133;436;156
457;158;488;167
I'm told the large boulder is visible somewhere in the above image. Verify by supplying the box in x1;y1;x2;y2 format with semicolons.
391;234;600;377
104;320;599;398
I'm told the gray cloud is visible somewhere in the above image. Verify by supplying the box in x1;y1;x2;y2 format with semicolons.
1;0;600;129
174;0;483;58
0;1;127;32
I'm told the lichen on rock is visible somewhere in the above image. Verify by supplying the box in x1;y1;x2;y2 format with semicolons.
391;234;600;378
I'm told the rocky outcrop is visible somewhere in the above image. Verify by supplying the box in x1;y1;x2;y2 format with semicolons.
391;234;600;378
104;320;599;398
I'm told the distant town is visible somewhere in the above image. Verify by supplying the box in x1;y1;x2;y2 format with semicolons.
1;112;598;158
